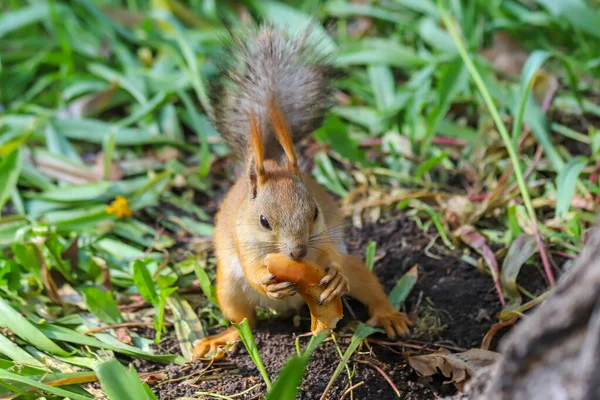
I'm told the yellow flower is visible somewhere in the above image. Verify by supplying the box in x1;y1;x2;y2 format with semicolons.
106;196;132;219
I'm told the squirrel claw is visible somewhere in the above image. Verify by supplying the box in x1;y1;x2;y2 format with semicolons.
261;274;276;285
264;281;297;300
318;265;349;305
367;310;411;340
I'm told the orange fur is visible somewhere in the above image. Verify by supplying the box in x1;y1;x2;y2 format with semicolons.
267;95;298;172
248;110;265;180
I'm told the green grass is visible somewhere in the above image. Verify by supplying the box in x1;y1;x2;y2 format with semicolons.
1;0;600;398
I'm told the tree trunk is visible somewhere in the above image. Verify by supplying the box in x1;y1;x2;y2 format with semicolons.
449;220;600;400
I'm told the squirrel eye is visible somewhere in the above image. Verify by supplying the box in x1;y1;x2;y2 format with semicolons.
259;215;272;230
313;207;319;222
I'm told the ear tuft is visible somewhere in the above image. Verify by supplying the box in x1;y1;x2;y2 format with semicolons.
268;94;299;173
247;109;266;198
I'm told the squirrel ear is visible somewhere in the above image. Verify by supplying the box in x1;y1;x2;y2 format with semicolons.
248;110;266;199
268;94;299;174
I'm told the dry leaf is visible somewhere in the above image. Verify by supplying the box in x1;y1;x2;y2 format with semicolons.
116;327;133;345
408;348;500;391
440;195;474;228
94;152;124;181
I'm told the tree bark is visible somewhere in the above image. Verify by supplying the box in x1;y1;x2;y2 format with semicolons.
449;220;600;400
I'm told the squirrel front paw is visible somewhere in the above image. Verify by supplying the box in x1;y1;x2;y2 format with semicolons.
367;309;411;340
261;274;298;300
317;263;349;305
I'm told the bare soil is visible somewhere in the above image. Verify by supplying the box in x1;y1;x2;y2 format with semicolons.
132;211;549;399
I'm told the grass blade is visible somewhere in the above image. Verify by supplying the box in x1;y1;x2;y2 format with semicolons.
365;241;377;271
0;4;49;38
0;370;91;400
0;332;46;368
388;264;418;310
501;234;538;309
0;148;23;213
266;332;328;400
0;298;71;356
96;359;152;400
555;156;587;218
320;324;379;400
439;0;555;286
234;318;272;390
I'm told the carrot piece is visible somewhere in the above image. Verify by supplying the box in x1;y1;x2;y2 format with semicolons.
264;253;343;334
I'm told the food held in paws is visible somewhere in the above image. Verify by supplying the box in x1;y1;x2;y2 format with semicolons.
264;253;343;334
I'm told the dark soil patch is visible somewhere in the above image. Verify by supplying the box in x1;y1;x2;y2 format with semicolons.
138;212;549;399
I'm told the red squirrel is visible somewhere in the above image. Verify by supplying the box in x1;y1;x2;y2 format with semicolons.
193;26;410;358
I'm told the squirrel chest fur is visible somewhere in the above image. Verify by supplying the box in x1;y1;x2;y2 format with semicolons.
193;25;410;358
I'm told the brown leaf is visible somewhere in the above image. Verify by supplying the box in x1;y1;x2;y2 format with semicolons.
455;225;506;306
58;84;118;119
440;195;474;229
480;31;529;77
408;348;500;391
116;327;133;345
93;152;124;182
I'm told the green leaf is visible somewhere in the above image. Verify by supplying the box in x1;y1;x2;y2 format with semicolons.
35;182;114;202
0;148;23;213
0;332;46;368
234;318;272;390
415;152;449;178
388;265;418;310
365;241;377;271
336;39;428;68
512;51;551;141
534;0;600;39
0;370;91;400
0;216;29;247
555;156;587;218
38;324;182;363
266;332;327;400
191;259;218;306
423;57;467;151
45;123;82;163
368;65;395;111
53;118;183;147
253;0;336;55
0;297;70;356
82;287;124;325
132;259;159;305
0;258;22;295
0;4;50;38
166;294;205;361
314;116;366;165
96;359;151;400
88;63;147;104
501;234;538;310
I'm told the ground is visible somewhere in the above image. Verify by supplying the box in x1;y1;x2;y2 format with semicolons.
126;212;547;400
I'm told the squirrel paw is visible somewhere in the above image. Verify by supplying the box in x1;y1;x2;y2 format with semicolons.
262;275;298;300
192;327;239;359
367;310;411;340
317;264;349;305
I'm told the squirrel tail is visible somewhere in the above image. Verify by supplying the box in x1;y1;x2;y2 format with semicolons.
214;25;335;161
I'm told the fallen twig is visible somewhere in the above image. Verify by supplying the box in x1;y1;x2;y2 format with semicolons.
354;359;401;397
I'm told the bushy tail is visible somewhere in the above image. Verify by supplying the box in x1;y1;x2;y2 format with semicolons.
214;25;335;161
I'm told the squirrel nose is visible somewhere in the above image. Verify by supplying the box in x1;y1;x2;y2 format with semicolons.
289;245;307;260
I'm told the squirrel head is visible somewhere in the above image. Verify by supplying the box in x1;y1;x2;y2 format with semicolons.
238;97;324;261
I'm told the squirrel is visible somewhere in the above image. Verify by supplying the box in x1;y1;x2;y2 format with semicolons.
192;25;410;358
